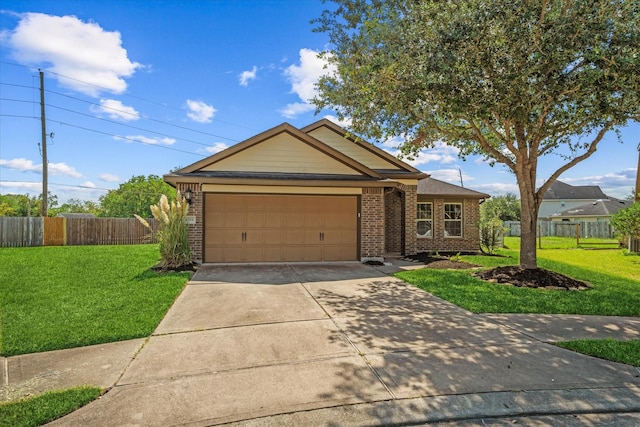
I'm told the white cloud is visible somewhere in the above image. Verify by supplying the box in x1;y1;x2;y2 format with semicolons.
90;99;140;121
239;66;258;86
469;182;520;197
186;99;216;123
205;142;231;154
383;142;460;168
99;173;120;182
49;162;82;177
427;168;472;185
279;102;315;119
2;12;141;96
81;181;97;188
280;48;335;118
0;180;41;191
323;115;352;129
0;158;81;177
114;135;176;145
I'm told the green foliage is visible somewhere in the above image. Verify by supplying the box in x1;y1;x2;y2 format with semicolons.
136;193;191;269
481;193;521;222
556;339;640;367
479;218;505;255
99;175;175;218
0;193;56;217
49;198;101;217
0;387;102;427
314;0;640;269
0;245;189;356
610;199;640;239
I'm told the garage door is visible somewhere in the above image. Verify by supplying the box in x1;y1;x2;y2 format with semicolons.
204;194;358;263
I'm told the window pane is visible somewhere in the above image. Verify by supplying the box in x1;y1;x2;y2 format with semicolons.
444;204;461;219
417;220;432;237
444;221;462;237
417;203;432;220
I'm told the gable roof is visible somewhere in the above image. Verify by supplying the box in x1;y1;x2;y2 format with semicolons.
166;121;428;186
417;177;490;199
301;119;426;179
554;198;632;217
174;122;380;178
543;180;608;200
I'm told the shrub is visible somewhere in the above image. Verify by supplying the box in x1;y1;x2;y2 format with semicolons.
135;193;191;269
479;218;505;255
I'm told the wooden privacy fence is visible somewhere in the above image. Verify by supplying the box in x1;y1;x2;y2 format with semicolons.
0;217;159;247
503;220;614;239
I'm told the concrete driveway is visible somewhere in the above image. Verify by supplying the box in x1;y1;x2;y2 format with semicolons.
52;263;640;426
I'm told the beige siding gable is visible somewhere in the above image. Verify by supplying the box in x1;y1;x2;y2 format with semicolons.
308;127;402;170
201;132;361;175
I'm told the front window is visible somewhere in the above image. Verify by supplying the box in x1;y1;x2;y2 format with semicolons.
444;203;462;237
416;202;432;237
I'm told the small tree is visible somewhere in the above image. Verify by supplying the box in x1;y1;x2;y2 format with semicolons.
136;193;191;269
611;198;640;248
479;218;505;255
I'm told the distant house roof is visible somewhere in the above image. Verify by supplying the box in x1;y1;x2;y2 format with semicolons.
417;177;490;199
554;199;631;217
543;180;608;200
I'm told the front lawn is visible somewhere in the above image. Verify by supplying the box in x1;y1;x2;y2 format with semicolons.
556;339;640;367
0;387;102;427
0;245;190;356
396;237;640;316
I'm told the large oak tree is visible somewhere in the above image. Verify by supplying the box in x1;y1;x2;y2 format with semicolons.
313;0;640;269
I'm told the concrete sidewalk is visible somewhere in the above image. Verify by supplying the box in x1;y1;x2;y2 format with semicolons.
2;262;639;426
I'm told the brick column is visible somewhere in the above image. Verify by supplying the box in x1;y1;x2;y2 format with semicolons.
401;184;418;256
360;187;385;261
178;183;203;264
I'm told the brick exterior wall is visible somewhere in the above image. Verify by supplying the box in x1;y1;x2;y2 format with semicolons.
401;184;418;256
360;187;385;260
177;183;203;264
416;197;482;253
384;188;403;254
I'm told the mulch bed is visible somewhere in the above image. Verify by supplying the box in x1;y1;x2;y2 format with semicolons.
151;262;199;273
406;252;592;290
474;266;592;290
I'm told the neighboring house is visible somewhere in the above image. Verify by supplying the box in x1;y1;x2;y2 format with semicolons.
538;180;609;218
164;119;487;264
550;198;632;222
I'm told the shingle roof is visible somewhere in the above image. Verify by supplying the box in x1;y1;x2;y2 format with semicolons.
417;177;490;198
554;199;632;217
543;180;607;200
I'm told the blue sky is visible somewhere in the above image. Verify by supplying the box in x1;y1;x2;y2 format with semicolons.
1;0;638;204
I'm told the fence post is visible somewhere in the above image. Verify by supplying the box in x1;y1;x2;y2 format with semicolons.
576;223;580;247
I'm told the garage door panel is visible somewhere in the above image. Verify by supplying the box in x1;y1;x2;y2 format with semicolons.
205;194;358;263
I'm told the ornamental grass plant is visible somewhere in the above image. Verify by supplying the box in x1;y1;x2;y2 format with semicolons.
136;192;191;269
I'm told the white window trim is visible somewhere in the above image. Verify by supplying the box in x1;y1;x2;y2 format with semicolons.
416;202;433;238
444;202;463;238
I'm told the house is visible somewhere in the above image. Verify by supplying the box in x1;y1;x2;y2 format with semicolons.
164;119;488;264
539;180;609;218
550;198;632;223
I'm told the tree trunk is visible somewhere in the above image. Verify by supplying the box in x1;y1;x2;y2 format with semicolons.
519;187;539;269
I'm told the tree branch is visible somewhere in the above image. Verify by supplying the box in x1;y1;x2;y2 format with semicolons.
537;126;610;199
466;118;516;169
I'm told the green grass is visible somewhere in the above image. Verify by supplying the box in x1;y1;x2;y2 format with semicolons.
533;236;620;249
556;339;640;367
0;245;190;356
0;386;102;427
397;237;640;316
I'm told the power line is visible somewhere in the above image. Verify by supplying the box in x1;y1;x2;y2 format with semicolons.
45;89;242;142
47;119;206;157
47;103;213;147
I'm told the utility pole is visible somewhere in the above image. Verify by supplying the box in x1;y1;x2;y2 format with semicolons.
636;142;640;202
39;70;48;217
